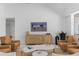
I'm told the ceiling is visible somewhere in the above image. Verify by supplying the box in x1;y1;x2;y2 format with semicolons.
40;3;79;16
1;3;79;16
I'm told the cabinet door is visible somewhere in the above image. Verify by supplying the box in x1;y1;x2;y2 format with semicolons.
43;35;52;44
26;35;43;44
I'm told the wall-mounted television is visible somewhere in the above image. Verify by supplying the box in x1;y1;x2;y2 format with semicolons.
31;22;47;32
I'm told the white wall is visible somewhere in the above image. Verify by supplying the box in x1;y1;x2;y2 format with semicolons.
65;15;71;35
0;4;5;36
0;4;64;44
64;4;79;35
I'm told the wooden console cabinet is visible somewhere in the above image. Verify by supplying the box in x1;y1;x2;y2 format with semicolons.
25;32;52;44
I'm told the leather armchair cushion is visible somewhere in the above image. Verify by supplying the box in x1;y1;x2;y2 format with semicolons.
0;45;11;53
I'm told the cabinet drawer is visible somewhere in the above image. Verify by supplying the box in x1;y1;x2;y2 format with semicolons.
26;36;43;44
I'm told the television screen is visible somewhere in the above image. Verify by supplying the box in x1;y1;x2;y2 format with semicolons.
31;22;47;32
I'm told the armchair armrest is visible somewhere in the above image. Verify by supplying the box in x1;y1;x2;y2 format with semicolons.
57;40;66;45
67;45;79;49
11;40;20;51
58;40;67;43
12;40;20;43
58;40;65;42
72;42;77;45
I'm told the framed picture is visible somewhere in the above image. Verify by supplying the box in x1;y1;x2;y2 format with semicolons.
31;22;47;32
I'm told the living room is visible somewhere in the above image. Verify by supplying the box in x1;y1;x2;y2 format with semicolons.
0;3;79;56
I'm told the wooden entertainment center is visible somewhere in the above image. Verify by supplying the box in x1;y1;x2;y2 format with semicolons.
25;32;52;44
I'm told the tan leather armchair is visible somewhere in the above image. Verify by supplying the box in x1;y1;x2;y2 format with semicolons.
58;35;77;51
0;36;20;52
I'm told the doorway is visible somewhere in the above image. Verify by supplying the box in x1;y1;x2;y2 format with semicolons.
6;18;15;39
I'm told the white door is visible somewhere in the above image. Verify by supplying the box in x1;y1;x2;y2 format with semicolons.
6;18;15;39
